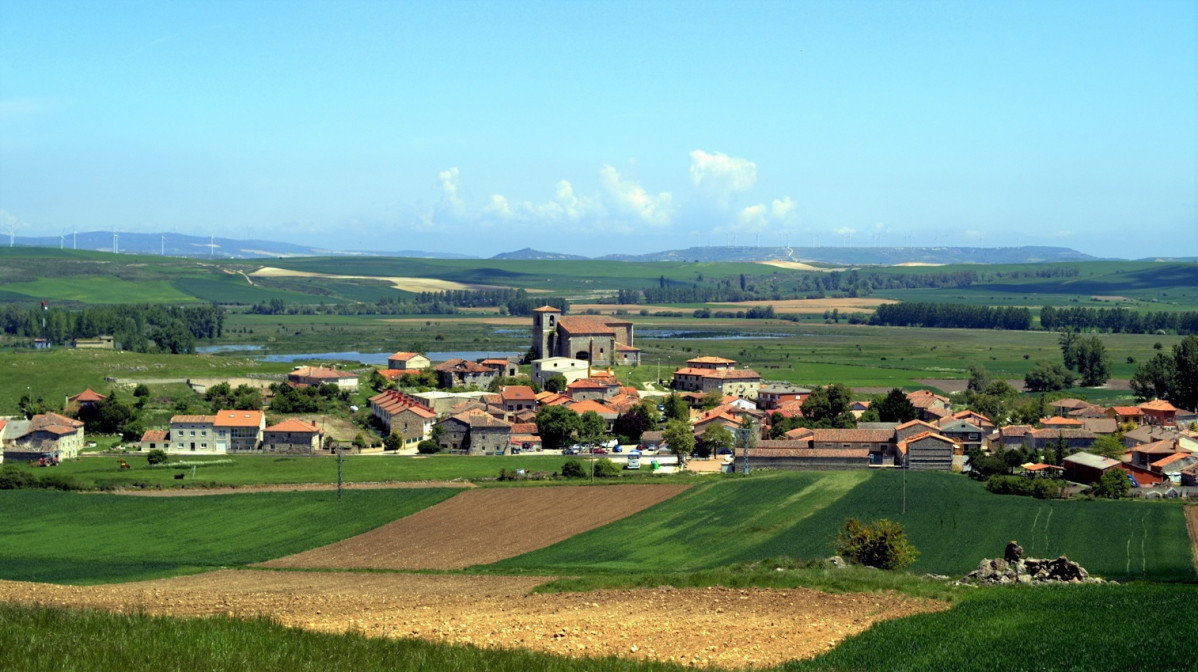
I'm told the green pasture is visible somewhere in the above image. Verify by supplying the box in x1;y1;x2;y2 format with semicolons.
0;348;293;413
0;488;459;584
490;471;1194;582
788;583;1198;672
25;454;573;489
0;276;199;304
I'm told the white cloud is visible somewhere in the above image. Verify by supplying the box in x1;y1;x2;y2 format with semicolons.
599;165;672;227
434;167;466;220
834;227;856;237
484;194;513;219
770;197;796;220
689;150;757;201
963;229;984;240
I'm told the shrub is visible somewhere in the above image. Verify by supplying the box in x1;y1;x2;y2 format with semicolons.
592;458;621;479
986;475;1062;499
146;449;168;466
560;459;586;479
835;518;919;570
1092;467;1130;499
416;439;440;455
0;464;37;490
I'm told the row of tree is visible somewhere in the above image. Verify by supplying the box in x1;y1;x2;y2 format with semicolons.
1040;305;1198;335
1130;335;1198;410
870;303;1033;330
0;303;224;354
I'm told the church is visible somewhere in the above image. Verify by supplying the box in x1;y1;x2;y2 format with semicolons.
531;306;641;367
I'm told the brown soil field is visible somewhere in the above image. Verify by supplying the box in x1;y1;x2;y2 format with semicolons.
0;572;945;668
706;298;896;313
258;484;691;570
756;261;841;272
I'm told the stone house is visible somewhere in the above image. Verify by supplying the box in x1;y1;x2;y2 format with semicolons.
530;357;590;387
287;366;359;391
3;412;85;461
900;432;958;471
437;409;512;455
434;359;497;390
261;418;323;453
386;351;431;371
756;383;810;411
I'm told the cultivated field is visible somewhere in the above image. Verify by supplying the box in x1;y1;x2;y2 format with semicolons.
249;265;507;293
0;572;944;669
259;484;691;570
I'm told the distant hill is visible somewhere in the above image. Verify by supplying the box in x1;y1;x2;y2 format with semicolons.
598;245;1100;265
491;248;589;261
6;232;472;260
4;232;1099;265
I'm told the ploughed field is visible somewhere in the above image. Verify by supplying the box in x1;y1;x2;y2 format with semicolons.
258;484;692;570
0;572;943;668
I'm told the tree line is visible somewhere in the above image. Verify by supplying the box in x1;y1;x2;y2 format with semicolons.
870;303;1033;330
0;303;224;354
1040;305;1198;335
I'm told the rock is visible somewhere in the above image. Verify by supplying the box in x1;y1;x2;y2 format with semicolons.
1004;540;1024;563
825;556;847;569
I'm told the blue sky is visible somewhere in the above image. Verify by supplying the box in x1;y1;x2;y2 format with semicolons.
1;0;1195;259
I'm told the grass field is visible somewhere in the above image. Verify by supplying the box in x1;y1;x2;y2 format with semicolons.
490;471;1195;582
37;454;578;489
786;583;1198;672
0;488;459;584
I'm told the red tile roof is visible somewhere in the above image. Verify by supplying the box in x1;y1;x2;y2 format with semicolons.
140;429;168;443
213;410;265;428
388;352;422;361
69;388;107;403
500;386;537;402
533;305;561;313
557;315;623;336
266;418;321;433
567;399;617;416
1141;399;1179;412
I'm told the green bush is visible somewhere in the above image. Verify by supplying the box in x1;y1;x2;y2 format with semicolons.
0;464;37;490
835;518;918;570
592;458;621;479
986;475;1062;499
560;459;585;479
416;439;440;455
146;449;168;466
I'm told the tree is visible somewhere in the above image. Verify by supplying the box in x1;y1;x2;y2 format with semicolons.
700;423;733;457
146;449;167;465
697;389;724;411
835;518;919;570
1058;329;1081;370
1073;336;1111;387
132;384;151;407
1090;434;1126;460
1130;335;1198;410
95;392;136;435
874;388;918;423
578;410;607;443
966;364;992;393
800;383;855;428
613;404;652;442
416;439;440;454
592;458;621;478
663;393;689;421
1092;466;1129;499
384;432;402;452
536;405;581;451
1130;352;1174;402
542;375;567;393
1024;361;1074;392
662;419;695;468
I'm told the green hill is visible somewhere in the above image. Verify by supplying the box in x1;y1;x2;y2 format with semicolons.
489;471;1194;582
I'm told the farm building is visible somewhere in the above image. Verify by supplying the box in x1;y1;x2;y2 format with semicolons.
386;351;431;371
530;356;590;387
900;432;957;471
0;412;85;462
261;419;323;453
1062;452;1121;484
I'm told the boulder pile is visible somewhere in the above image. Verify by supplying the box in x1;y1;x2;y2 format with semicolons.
958;541;1107;586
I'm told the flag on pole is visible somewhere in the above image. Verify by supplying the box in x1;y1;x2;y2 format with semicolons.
41;300;46;311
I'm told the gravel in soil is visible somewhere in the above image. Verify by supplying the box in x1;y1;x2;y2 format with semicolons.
0;571;946;669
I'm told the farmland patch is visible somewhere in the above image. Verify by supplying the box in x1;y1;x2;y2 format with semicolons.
258;484;690;570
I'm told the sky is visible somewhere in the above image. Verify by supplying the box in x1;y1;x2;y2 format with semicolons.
1;0;1195;259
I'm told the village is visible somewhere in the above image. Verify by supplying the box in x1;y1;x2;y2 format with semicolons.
3;306;1197;494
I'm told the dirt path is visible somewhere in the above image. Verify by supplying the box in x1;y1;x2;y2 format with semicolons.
0;572;945;669
1185;505;1198;575
258;484;690;570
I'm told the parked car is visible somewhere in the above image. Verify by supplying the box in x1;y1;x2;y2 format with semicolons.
592;447;608;455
